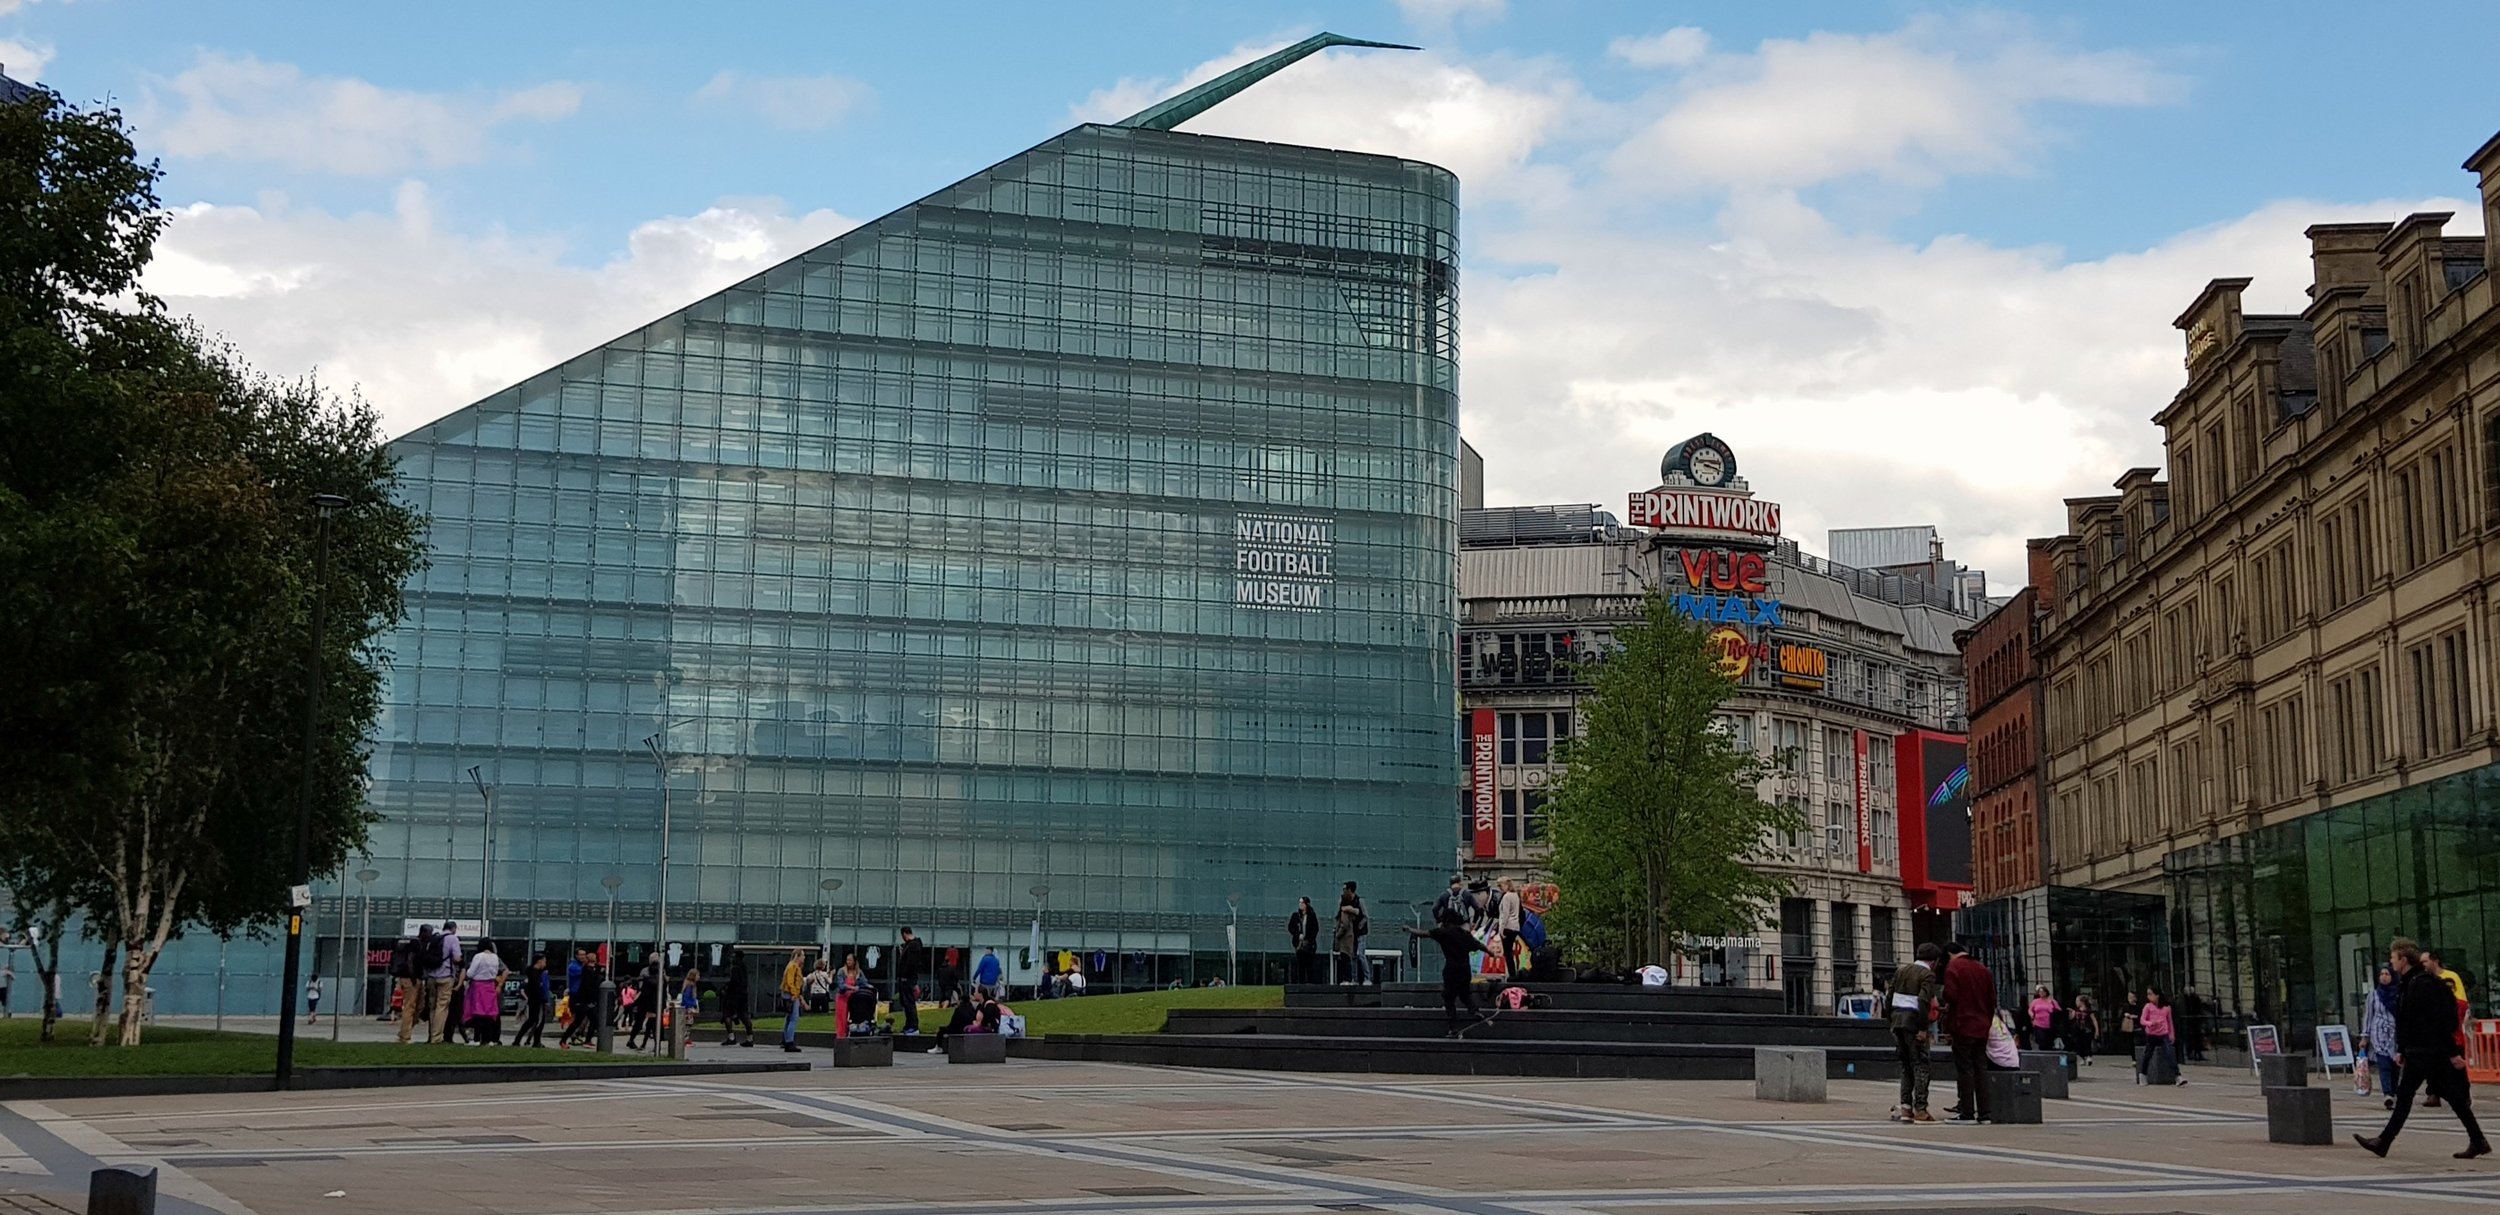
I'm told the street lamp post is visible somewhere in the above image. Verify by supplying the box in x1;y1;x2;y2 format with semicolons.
276;491;348;1092
354;869;379;1018
642;734;673;1057
600;873;622;1051
1226;892;1241;987
330;861;349;1041
466;766;494;938
1029;884;1051;997
818;878;844;957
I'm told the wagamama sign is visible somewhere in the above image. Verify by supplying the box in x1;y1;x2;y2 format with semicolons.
1235;513;1335;611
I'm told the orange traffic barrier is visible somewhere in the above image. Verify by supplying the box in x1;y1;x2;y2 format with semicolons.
2467;1019;2500;1084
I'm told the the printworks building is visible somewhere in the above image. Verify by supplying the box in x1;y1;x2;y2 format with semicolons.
1458;436;1983;1015
141;36;1462;1012
2014;129;2500;1051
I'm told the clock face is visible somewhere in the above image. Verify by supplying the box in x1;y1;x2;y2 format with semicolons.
1688;447;1728;486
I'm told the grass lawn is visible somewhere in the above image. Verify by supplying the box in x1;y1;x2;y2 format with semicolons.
0;1018;636;1077
800;985;1283;1038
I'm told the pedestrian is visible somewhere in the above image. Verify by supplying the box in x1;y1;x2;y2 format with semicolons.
676;965;701;1048
973;946;1003;995
1287;897;1320;985
937;947;961;1003
718;957;755;1046
1335;883;1369;986
2026;985;2058;1052
2423;946;2472;1110
424;920;463;1044
836;952;872;1037
461;939;505;1046
1886;942;1941;1123
561;950;606;1049
775;945;805;1050
2364;963;2402;1107
305;974;322;1023
2065;994;2099;1066
1431;874;1465;926
1405;908;1487;1033
515;953;550;1048
2355;938;2491;1159
1496;879;1524;976
390;925;431;1044
2120;989;2146;1075
2137;986;2185;1086
0;959;13;1018
1939;940;1996;1123
895;927;928;1035
803;959;834;1015
1066;967;1087;996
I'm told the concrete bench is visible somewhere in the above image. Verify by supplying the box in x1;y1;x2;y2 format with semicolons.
1754;1047;1826;1102
944;1034;1009;1064
2265;1085;2332;1144
2018;1051;2072;1099
832;1038;894;1067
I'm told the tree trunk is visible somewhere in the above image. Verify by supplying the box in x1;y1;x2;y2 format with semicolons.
33;911;64;1043
87;940;118;1046
116;943;149;1046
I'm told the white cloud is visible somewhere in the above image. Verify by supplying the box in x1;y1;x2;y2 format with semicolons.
1395;0;1505;28
694;70;872;132
147;185;860;436
1073;37;1574;191
1611;23;2181;190
0;34;54;80
1609;27;1710;69
136;52;583;175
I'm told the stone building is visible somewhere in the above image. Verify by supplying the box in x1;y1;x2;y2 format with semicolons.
2027;129;2500;1043
1460;437;1980;1013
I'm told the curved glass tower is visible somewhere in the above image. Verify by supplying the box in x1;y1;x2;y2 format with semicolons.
250;89;1461;1002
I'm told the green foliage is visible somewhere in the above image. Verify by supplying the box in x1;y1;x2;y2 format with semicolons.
0;83;429;1043
1542;591;1800;970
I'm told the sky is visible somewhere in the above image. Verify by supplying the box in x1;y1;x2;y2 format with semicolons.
8;0;2498;586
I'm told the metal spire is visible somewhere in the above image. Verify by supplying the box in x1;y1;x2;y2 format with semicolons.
1115;32;1419;132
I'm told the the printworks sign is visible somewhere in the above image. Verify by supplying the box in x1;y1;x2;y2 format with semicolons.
1235;513;1334;611
1470;708;1498;858
1630;433;1782;546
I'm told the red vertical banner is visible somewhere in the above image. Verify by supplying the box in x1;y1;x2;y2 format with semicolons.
1853;729;1873;874
1470;708;1498;858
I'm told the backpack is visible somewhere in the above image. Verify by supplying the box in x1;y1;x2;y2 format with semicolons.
388;938;418;980
1519;909;1547;951
416;933;446;973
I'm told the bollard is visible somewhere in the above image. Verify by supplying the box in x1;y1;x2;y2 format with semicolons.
596;980;616;1055
670;1007;690;1059
2017;1051;2071;1099
2265;1085;2333;1144
90;1165;157;1215
2257;1053;2310;1088
1983;1069;2044;1123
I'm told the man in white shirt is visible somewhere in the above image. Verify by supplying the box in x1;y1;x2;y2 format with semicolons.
1496;880;1524;974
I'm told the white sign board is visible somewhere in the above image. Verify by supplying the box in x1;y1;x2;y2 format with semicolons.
400;919;487;939
2316;1024;2356;1068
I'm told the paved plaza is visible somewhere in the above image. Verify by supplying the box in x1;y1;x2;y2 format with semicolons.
7;1056;2500;1215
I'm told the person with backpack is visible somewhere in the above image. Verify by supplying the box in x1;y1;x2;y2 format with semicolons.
421;920;462;1044
1334;883;1369;986
560;951;605;1049
1287;897;1320;985
895;927;929;1034
392;924;443;1044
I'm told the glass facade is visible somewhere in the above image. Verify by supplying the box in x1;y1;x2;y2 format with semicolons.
147;122;1461;1012
1958;886;2169;1048
2169;762;2500;1049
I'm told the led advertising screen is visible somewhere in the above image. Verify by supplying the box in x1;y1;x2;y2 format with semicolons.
1918;735;1972;887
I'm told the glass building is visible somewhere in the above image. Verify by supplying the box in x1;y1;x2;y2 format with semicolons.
143;38;1461;1012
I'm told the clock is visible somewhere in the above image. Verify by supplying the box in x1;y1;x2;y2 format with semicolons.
1687;446;1728;487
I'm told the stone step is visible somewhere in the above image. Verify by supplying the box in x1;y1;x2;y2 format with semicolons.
1164;1006;1891;1048
1013;1033;1903;1081
1284;983;1783;1015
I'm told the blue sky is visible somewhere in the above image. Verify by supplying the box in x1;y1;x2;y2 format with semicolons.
7;0;2496;580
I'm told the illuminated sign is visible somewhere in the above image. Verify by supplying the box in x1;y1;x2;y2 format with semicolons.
1470;709;1497;859
1673;593;1783;626
1234;513;1334;612
1675;549;1769;594
1894;730;1973;906
1775;643;1828;690
1628;489;1783;541
1706;626;1764;678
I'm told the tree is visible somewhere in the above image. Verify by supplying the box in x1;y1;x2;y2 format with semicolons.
0;83;427;1043
1542;591;1801;971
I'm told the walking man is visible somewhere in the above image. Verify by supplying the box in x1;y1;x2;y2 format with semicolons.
973;946;1003;995
1287;897;1320;984
1406;908;1486;1033
2356;938;2490;1158
1496;879;1524;975
560;949;605;1049
895;927;929;1035
1888;942;1942;1122
1939;940;1997;1123
304;974;322;1023
390;925;432;1044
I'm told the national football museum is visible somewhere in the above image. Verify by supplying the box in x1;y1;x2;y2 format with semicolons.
145;36;1461;1012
